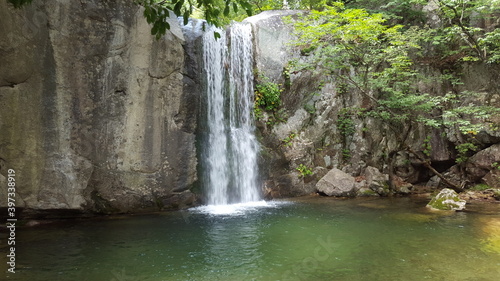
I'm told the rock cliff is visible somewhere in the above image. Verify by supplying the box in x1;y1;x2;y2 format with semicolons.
1;3;498;216
0;0;199;215
246;10;500;198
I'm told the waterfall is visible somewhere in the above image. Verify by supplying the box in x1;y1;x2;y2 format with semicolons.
202;23;260;205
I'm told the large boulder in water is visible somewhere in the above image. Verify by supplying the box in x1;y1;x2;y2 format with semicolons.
426;188;466;211
316;168;357;197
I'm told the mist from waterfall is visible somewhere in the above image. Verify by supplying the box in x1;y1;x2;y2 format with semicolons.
202;22;260;206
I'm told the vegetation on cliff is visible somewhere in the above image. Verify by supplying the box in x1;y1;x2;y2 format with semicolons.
286;1;500;191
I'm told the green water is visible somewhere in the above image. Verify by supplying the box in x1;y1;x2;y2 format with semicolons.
3;197;500;281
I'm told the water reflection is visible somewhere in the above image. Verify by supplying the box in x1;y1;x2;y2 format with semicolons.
202;210;264;279
3;198;500;281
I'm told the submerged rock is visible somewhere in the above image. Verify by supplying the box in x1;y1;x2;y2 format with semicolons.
478;217;500;254
426;188;466;211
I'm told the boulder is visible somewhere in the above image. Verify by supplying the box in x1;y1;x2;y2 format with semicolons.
356;185;379;197
466;144;500;181
483;170;500;188
426;188;466;211
362;166;390;196
316;168;357;197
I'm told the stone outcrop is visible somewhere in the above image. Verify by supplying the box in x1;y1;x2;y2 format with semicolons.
248;10;500;198
316;168;358;197
427;188;466;211
362;166;390;196
466;144;500;183
0;0;199;215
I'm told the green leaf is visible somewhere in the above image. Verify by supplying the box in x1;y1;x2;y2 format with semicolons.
151;23;159;36
173;1;184;16
183;11;190;26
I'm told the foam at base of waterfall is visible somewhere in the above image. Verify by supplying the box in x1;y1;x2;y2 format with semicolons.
192;200;289;216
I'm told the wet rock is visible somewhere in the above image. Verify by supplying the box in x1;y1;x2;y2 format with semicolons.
316;168;357;197
266;173;316;198
357;186;379;197
459;189;500;201
161;191;197;210
426;188;466;211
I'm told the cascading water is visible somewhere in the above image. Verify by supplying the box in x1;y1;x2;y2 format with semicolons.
202;23;260;206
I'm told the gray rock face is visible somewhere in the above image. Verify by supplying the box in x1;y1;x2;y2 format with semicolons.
466;144;500;182
0;1;198;213
316;168;357;197
245;10;301;82
363;166;390;196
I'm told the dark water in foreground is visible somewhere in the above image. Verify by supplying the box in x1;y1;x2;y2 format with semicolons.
2;197;500;281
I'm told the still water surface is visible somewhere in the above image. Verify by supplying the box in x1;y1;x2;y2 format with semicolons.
4;197;500;281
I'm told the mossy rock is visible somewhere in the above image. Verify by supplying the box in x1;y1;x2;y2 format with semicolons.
426;188;466;211
361;189;379;196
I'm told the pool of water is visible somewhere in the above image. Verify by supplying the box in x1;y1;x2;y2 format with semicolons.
3;196;500;281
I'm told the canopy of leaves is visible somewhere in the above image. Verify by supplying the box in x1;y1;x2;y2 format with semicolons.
6;0;32;8
135;0;253;38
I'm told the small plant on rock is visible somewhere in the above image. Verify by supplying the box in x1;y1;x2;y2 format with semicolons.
455;142;479;164
282;132;296;147
255;77;282;112
296;164;313;178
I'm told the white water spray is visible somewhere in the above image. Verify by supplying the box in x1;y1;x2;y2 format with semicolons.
203;23;260;205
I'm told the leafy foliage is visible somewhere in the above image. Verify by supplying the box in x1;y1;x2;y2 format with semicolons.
422;136;432;157
345;0;427;25
291;2;498;138
255;77;282;111
425;0;500;63
337;108;356;137
455;142;478;164
135;0;253;38
296;164;313;177
6;0;32;8
289;2;499;188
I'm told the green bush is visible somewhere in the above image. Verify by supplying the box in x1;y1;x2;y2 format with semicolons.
255;79;282;112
